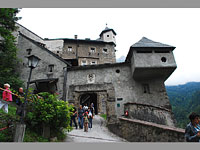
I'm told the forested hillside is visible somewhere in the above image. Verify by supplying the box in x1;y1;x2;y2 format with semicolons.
166;82;200;129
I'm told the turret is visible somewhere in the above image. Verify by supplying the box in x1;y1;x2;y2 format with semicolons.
99;26;116;46
126;37;177;81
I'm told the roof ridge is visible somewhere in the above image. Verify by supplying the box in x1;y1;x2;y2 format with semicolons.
18;32;71;66
16;22;44;41
131;37;175;48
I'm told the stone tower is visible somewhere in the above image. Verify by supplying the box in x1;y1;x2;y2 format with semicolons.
99;26;117;45
124;37;177;127
126;37;177;81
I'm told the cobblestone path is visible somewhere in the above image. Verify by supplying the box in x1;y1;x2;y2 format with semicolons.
65;115;127;143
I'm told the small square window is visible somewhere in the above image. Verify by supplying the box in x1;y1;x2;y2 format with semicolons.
81;60;87;66
117;98;123;101
26;49;32;55
143;84;150;94
103;48;108;53
91;61;96;65
49;64;54;72
90;47;96;53
107;35;109;37
68;46;72;52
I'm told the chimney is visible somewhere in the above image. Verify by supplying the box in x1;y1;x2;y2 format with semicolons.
74;35;78;39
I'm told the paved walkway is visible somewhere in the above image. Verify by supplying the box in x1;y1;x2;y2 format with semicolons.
65;115;127;143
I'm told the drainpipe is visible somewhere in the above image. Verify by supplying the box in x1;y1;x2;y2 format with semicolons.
62;66;68;101
75;35;79;65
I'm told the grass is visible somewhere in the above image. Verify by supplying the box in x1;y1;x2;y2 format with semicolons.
100;114;107;120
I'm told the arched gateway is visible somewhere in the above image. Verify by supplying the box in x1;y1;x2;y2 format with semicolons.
79;93;98;114
67;83;117;124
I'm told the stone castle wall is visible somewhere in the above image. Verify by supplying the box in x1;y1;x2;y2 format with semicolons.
124;102;175;127
108;117;185;142
67;63;173;119
17;35;67;99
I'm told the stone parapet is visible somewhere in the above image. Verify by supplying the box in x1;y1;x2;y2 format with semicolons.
124;102;176;126
108;117;185;142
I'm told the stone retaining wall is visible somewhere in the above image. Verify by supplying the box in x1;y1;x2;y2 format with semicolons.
124;102;176;127
107;117;185;142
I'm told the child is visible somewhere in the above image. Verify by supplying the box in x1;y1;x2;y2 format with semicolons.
83;112;89;132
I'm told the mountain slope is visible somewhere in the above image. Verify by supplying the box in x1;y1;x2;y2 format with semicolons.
166;82;200;128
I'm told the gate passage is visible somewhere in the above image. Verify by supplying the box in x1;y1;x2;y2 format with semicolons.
80;93;98;114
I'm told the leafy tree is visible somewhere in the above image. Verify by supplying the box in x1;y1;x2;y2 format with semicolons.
0;8;23;92
166;82;200;128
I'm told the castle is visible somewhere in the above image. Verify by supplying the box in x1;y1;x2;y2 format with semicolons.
14;23;185;141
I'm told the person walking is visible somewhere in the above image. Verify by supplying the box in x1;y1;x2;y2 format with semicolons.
83;104;88;113
185;112;200;142
78;105;84;129
16;87;24;116
83;111;89;132
88;108;93;129
0;83;13;113
90;103;95;116
70;104;78;129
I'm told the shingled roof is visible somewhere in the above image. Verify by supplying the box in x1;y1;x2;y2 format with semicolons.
125;37;176;62
99;27;117;37
131;37;175;49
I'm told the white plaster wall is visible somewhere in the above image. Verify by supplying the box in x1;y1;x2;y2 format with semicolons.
102;31;116;44
44;40;64;52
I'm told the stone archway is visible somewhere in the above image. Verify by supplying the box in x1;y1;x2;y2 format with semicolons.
67;83;117;125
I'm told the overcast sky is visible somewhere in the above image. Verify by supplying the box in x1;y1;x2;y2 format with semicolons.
16;8;200;86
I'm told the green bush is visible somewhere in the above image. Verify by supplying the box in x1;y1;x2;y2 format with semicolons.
25;92;72;139
0;103;19;142
23;129;49;142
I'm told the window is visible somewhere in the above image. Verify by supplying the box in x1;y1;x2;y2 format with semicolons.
143;84;150;94
116;69;120;73
117;98;123;101
103;48;108;53
161;57;167;62
90;47;96;53
49;64;54;72
57;51;59;53
81;60;87;66
91;61;97;65
136;51;152;53
26;49;32;55
68;46;72;52
107;35;109;37
155;51;170;53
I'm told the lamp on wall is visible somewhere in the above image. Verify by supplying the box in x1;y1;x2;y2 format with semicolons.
27;55;41;68
22;55;40;122
14;55;40;142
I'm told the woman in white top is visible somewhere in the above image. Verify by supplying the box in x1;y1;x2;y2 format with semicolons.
88;108;93;129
